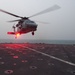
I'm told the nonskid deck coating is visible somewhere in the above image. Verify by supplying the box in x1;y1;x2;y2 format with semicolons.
0;43;75;75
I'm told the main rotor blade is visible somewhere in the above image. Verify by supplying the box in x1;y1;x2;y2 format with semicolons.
0;9;23;18
34;20;50;24
8;19;21;22
29;5;61;18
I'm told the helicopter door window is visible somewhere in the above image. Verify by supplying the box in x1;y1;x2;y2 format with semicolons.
16;21;23;28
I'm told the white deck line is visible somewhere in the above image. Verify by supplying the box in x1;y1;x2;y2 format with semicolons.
19;45;75;66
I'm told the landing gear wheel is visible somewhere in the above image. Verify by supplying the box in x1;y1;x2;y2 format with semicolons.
32;32;34;35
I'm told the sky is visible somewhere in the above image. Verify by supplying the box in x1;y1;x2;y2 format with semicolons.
0;0;75;40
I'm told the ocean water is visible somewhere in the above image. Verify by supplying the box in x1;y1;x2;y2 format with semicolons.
0;39;75;44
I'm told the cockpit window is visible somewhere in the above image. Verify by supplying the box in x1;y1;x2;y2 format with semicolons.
30;21;34;23
25;20;36;24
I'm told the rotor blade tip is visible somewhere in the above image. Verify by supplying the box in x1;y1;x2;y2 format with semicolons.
54;4;61;9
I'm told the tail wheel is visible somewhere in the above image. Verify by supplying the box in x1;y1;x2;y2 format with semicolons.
32;31;34;35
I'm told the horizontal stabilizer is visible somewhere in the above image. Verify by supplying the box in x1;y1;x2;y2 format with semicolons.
7;32;15;35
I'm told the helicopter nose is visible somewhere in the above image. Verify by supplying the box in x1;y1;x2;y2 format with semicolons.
29;24;37;28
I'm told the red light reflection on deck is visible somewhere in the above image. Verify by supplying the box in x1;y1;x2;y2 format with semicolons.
13;56;18;59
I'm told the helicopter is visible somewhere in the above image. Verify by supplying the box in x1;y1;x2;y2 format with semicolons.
0;5;60;38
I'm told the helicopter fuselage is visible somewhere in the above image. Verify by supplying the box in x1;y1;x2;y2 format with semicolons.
17;19;37;34
17;19;38;34
7;19;38;37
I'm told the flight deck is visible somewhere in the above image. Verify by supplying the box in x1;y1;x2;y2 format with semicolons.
0;43;75;75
